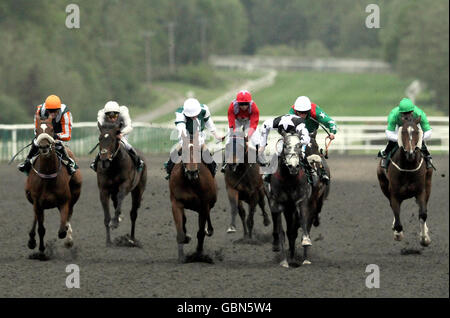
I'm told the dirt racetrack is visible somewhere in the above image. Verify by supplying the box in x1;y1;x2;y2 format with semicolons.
0;154;448;298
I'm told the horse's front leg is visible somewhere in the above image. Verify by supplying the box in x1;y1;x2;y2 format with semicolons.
258;187;271;227
100;190;112;246
390;195;404;241
35;204;46;257
226;187;239;234
58;202;70;239
171;200;188;263
417;190;431;246
110;187;127;229
271;211;282;252
246;198;257;239
196;210;208;255
28;214;37;250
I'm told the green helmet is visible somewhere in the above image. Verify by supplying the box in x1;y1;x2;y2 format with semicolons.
398;98;415;113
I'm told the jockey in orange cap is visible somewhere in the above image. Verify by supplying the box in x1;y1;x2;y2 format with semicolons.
17;95;77;175
221;90;261;172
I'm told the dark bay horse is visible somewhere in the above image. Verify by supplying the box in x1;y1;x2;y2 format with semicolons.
96;122;147;246
169;134;217;263
224;132;270;237
267;132;312;267
25;117;82;259
377;114;432;246
305;131;331;228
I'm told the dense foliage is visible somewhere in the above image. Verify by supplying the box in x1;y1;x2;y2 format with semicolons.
0;0;447;123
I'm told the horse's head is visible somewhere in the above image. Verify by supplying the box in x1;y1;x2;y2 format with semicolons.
398;113;423;162
35;117;55;157
98;123;121;166
281;132;302;175
181;132;200;181
226;131;247;172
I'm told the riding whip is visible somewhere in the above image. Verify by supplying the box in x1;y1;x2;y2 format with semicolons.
88;142;99;154
8;142;32;165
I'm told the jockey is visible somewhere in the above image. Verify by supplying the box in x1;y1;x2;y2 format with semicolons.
259;113;313;184
90;101;145;172
289;96;336;183
221;90;261;172
17;95;77;175
164;98;223;180
378;98;433;169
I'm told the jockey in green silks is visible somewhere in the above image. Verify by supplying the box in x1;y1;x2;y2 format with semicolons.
378;98;433;169
288;96;337;183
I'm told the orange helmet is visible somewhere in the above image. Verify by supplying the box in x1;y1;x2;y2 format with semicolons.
44;95;62;109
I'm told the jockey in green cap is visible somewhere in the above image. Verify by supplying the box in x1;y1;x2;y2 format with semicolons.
378;98;433;169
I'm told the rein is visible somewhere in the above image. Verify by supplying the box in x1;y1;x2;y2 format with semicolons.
32;156;62;179
390;157;424;172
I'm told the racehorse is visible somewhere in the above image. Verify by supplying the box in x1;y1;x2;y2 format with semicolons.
266;132;312;267
169;133;217;263
305;131;331;227
96;122;147;246
25;116;82;259
224;131;270;237
377;114;432;246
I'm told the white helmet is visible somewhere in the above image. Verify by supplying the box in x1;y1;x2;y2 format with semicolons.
293;96;312;112
183;98;201;117
104;101;120;113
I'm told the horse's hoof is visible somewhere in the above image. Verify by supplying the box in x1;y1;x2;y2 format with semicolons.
106;240;112;247
58;230;67;239
301;237;312;246
28;240;36;250
272;244;281;252
420;236;431;247
393;231;404;241
205;228;214;237
227;226;236;233
183;234;191;244
280;260;289;268
263;218;271;227
302;260;311;265
64;240;74;248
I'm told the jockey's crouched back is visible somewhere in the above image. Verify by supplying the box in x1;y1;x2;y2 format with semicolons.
90;101;144;172
18;95;78;175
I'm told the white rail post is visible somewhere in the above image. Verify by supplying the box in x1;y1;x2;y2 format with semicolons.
12;129;17;159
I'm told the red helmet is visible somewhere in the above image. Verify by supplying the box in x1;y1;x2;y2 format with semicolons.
236;90;252;103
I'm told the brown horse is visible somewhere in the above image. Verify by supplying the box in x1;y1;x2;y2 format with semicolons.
377;114;432;246
224;132;270;237
169;133;217;263
305;131;330;228
96;122;147;246
25;117;82;259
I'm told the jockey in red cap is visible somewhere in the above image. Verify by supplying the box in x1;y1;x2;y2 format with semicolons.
222;90;261;172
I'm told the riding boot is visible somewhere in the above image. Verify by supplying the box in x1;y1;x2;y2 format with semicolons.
319;165;330;184
379;140;397;169
421;143;433;169
18;142;39;174
128;147;144;172
301;158;314;185
57;145;77;175
164;157;175;180
221;149;227;173
90;153;100;172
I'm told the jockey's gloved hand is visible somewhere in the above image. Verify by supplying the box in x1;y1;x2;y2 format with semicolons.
212;131;223;141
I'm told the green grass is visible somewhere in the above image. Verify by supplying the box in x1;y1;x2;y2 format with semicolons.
214;71;446;117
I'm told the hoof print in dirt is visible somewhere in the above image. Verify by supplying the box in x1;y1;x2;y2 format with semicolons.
400;248;422;255
28;252;51;261
233;237;263;245
113;234;142;248
185;252;214;264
